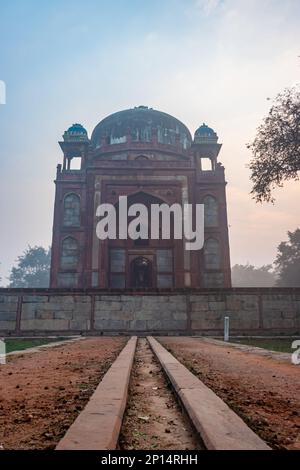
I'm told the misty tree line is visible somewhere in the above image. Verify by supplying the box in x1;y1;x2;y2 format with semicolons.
1;84;299;288
231;228;300;287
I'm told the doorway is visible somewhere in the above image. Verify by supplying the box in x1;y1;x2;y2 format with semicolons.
130;257;153;288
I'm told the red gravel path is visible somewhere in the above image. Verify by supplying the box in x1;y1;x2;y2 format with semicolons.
159;337;300;450
0;337;127;450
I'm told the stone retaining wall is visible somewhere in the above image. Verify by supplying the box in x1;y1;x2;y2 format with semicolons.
0;288;299;336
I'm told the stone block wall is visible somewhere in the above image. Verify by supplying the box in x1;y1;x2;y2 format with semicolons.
0;288;299;336
20;295;91;331
0;294;18;331
93;295;187;331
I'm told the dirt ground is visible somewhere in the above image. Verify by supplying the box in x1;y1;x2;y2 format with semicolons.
119;338;201;450
159;337;300;450
0;337;127;450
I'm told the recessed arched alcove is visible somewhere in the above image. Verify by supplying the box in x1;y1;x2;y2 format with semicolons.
130;256;153;288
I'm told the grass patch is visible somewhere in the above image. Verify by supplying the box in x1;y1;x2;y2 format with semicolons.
3;337;69;354
229;337;298;353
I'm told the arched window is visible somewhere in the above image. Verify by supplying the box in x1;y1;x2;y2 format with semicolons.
63;193;80;227
204;238;220;270
60;237;79;269
203;195;218;227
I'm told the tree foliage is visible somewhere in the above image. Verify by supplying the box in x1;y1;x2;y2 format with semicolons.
248;86;300;202
275;228;300;287
231;263;276;287
9;246;51;288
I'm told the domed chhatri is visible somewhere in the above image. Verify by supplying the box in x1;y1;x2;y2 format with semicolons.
63;123;88;142
91;106;192;150
194;123;218;144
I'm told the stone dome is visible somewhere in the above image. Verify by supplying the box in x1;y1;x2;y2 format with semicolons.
91;106;192;150
194;123;218;143
63;123;88;142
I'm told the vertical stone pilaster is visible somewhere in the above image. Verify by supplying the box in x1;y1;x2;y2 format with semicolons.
90;294;95;331
258;294;263;330
15;295;23;334
186;294;192;335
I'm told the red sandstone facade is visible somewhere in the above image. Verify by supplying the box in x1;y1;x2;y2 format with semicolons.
50;106;231;289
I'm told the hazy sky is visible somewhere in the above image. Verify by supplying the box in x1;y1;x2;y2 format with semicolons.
0;0;299;284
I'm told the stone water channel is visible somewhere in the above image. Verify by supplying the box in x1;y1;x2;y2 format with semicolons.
119;338;202;450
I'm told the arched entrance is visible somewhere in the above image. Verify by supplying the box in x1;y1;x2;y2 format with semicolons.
130;257;152;288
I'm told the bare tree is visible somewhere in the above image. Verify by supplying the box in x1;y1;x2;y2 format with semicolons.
248;86;300;202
